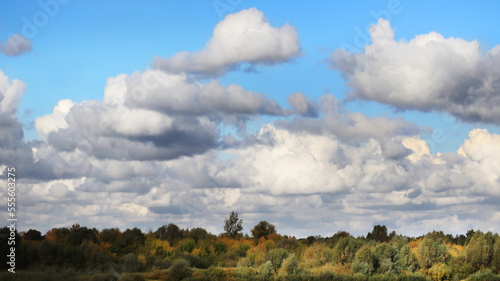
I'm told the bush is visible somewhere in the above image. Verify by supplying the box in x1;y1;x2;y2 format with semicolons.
93;273;119;281
168;259;193;281
178;239;196;254
465;268;500;281
278;254;299;277
265;248;289;272
117;273;145;281
183;253;210;269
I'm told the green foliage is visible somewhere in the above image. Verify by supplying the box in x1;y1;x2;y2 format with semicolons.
428;262;451;281
178;238;196;253
188;227;211;242
465;268;500;281
374;242;400;274
352;244;375;275
399;244;417;272
465;230;494;271
417;233;448;269
367;225;390;243
265;248;289;272
155;223;184;246
120;228;146;255
67;224;98;246
251;221;277;240
278;254;299;277
493;237;500;272
168;259;193;281
333;236;363;265
224;211;244;237
258;260;273;280
117;273;145;281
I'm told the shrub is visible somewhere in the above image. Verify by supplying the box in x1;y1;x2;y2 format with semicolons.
168;259;193;281
266;248;289;272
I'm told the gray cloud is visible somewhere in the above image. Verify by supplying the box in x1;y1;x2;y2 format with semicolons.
1;34;32;56
330;19;500;125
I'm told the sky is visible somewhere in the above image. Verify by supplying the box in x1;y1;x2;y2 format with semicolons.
1;0;500;238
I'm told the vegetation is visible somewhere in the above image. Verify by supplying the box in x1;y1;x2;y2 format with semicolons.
1;213;500;280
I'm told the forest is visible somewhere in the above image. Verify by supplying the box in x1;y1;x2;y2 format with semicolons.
1;212;500;281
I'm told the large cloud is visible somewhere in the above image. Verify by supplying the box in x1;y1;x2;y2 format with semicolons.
0;71;50;179
34;70;290;162
1;34;32;56
4;11;500;238
330;19;500;124
152;8;300;77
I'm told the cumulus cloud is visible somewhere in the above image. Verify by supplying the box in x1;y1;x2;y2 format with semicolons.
34;70;292;162
4;11;500;238
1;34;32;56
0;71;48;179
18;122;500;237
330;18;500;124
152;8;300;77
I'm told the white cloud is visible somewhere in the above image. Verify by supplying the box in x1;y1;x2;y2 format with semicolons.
330;18;500;124
0;70;27;115
152;8;300;77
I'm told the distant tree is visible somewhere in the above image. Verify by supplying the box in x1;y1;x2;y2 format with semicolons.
374;242;399;274
367;225;390;243
466;229;476;244
224;211;243;237
120;227;146;254
251;221;276;240
333;236;363;265
492;236;500;274
67;224;98;246
465;231;494;271
189;227;211;242
155;223;184;246
99;228;121;243
45;227;70;242
22;229;43;241
352;244;375;275
417;233;448;269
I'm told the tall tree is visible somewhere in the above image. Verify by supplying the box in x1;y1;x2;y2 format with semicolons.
251;221;276;240
367;225;390;243
224;211;243;237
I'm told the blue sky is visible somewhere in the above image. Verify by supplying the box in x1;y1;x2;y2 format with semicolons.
3;0;499;151
1;1;500;237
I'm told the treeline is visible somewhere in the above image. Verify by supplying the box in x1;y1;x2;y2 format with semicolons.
1;215;500;281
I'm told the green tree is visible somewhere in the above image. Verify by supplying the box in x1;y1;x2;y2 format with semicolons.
465;230;494;271
224;211;243;237
188;227;211;242
333;236;363;265
417;233;448;269
251;221;276;240
265;248;289;272
67;224;98;246
155;223;184;246
120;227;146;255
374;242;400;274
493;236;500;273
367;225;390;243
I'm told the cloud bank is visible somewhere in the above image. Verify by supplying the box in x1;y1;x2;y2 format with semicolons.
1;12;500;238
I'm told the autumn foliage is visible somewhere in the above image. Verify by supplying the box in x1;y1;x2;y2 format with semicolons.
1;223;500;280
